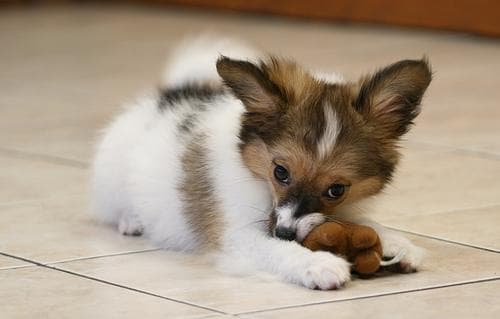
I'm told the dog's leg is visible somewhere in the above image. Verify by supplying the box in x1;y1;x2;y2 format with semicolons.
220;229;351;290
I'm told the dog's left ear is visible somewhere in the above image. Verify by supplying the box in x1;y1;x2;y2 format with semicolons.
216;56;284;113
354;59;432;138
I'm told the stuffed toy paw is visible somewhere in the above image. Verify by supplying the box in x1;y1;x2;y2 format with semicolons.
302;221;399;275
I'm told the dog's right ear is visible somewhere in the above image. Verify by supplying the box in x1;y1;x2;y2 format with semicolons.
216;56;284;113
354;59;432;139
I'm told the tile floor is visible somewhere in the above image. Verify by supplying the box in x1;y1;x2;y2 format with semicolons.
1;3;499;318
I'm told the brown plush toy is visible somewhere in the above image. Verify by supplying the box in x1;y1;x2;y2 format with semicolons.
302;221;386;275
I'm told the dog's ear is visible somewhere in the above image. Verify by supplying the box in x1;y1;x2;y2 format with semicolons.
354;59;432;139
216;56;284;113
217;56;288;144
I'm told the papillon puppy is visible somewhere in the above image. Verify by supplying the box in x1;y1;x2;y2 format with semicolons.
92;37;431;290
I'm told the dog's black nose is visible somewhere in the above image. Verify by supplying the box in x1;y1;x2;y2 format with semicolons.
275;227;296;241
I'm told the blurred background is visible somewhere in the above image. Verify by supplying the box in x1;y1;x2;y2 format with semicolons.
4;0;500;36
1;0;499;164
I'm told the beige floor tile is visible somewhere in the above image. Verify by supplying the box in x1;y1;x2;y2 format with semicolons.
57;234;500;314
0;109;114;165
0;195;155;264
0;255;30;270
0;155;87;205
0;70;153;163
242;280;500;319
383;205;500;252
367;148;500;221
406;44;500;155
0;266;215;319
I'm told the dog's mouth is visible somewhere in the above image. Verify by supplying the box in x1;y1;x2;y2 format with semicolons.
269;208;325;243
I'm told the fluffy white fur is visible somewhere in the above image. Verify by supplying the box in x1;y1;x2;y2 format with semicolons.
92;37;424;290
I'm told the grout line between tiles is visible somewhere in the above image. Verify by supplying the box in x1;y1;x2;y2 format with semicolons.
0;247;162;269
410;202;500;217
3;249;499;316
372;201;500;225
0;264;36;271
0;251;229;316
0;146;89;169
47;265;227;316
45;248;162;265
383;226;500;253
236;276;500;316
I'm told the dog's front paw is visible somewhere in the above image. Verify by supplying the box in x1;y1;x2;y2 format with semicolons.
300;251;351;290
118;215;144;236
382;234;425;273
397;244;425;273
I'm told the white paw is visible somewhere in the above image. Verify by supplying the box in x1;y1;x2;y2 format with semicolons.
382;234;425;273
300;251;351;290
398;244;425;273
118;216;144;236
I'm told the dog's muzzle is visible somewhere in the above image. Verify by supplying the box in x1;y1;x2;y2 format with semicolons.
274;226;296;241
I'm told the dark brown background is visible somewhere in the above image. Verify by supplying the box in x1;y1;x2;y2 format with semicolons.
145;0;500;37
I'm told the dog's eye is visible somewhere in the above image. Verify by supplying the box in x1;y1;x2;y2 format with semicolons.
326;184;345;199
274;165;290;184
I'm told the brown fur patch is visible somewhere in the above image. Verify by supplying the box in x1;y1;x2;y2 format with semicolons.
343;176;385;205
240;139;273;180
179;136;223;250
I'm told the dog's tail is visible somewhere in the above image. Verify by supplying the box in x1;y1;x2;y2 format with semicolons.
161;35;260;88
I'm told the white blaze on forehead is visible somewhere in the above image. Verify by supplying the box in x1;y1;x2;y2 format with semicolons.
317;105;340;159
275;203;298;229
312;70;345;84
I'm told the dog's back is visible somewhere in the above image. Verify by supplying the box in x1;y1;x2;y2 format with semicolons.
91;37;262;250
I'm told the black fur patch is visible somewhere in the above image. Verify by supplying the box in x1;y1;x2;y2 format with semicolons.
293;194;321;218
158;84;223;111
238;110;283;146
